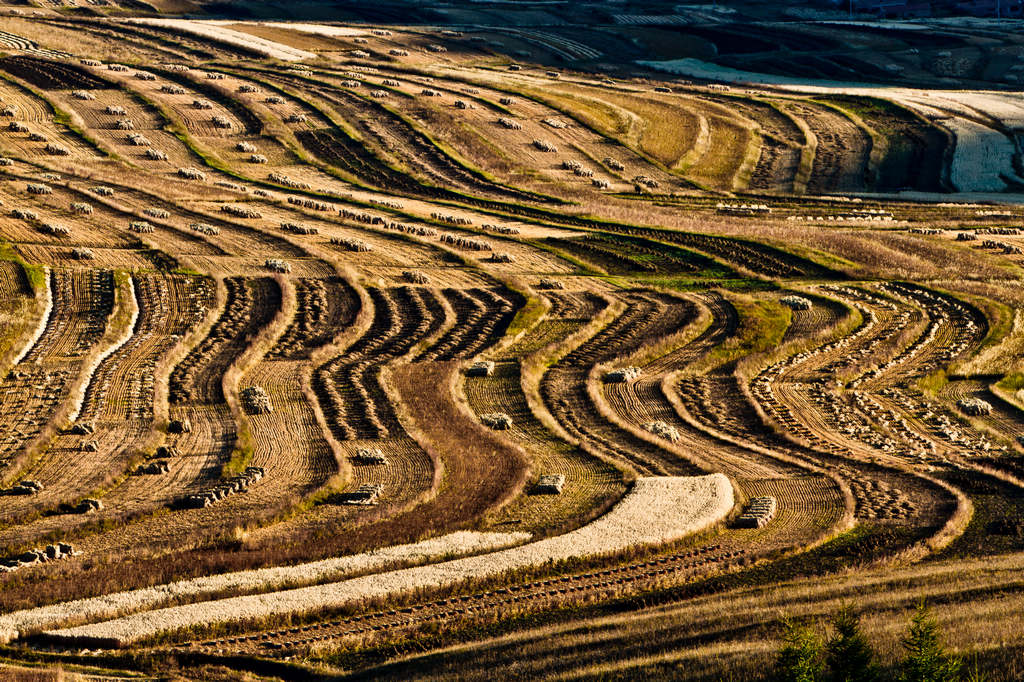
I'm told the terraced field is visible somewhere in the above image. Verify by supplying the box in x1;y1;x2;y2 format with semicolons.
0;12;1023;680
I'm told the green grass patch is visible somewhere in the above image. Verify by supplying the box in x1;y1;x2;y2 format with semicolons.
917;369;949;395
637;275;775;293
0;240;44;295
997;373;1024;392
692;292;791;372
223;417;256;478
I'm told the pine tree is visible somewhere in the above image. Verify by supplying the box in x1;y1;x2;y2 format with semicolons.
899;602;963;682
777;618;825;682
826;605;879;682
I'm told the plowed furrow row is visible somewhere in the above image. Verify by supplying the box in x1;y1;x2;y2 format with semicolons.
169;277;281;405
417;288;517;361
541;292;702;474
0;270;113;477
316;287;443;440
267;277;359;360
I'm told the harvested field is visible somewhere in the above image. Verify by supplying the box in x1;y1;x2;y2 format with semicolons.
40;475;732;647
169;277;281;405
1;13;1022;679
315;286;445;441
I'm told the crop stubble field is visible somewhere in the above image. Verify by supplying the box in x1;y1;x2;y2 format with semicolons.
0;10;1022;680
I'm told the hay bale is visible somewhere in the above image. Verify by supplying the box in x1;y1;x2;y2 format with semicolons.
27;183;53;195
439;233;490;251
144;148;168;161
76;498;103;513
114;119;135;130
168;418;192;433
238;84;261;93
603;157;625;171
281;222;319;235
481;413;513;430
177;167;206;181
265;259;291;273
533;474;565;494
211;116;232;129
240;386;273;415
40;223;71;237
7;122;29;132
353;448;388;465
780;295;812;311
221;205;262;219
644;420;680;443
70;202;93;215
537;278;564;290
338;483;383;505
189;222;219;236
129;221;155;234
135;72;156;81
0;157;13;166
330;236;371;252
735;496;776;528
604;367;641;383
497;117;523;130
70;422;95;435
533;139;557;152
193;99;214;110
127;133;152;146
402;270;429;284
250;153;269;163
41;142;69;155
466;360;495;377
236;141;257;153
161;85;186;94
287;196;330;211
104;105;126;115
958;397;992;416
144;207;170;219
267;172;311;190
136;461;170;475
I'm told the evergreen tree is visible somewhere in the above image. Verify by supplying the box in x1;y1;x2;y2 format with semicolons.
777;618;825;682
899;602;962;682
825;605;879;682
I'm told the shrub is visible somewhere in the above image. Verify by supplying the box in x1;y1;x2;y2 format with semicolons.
899;603;962;682
776;619;824;682
826;605;879;682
